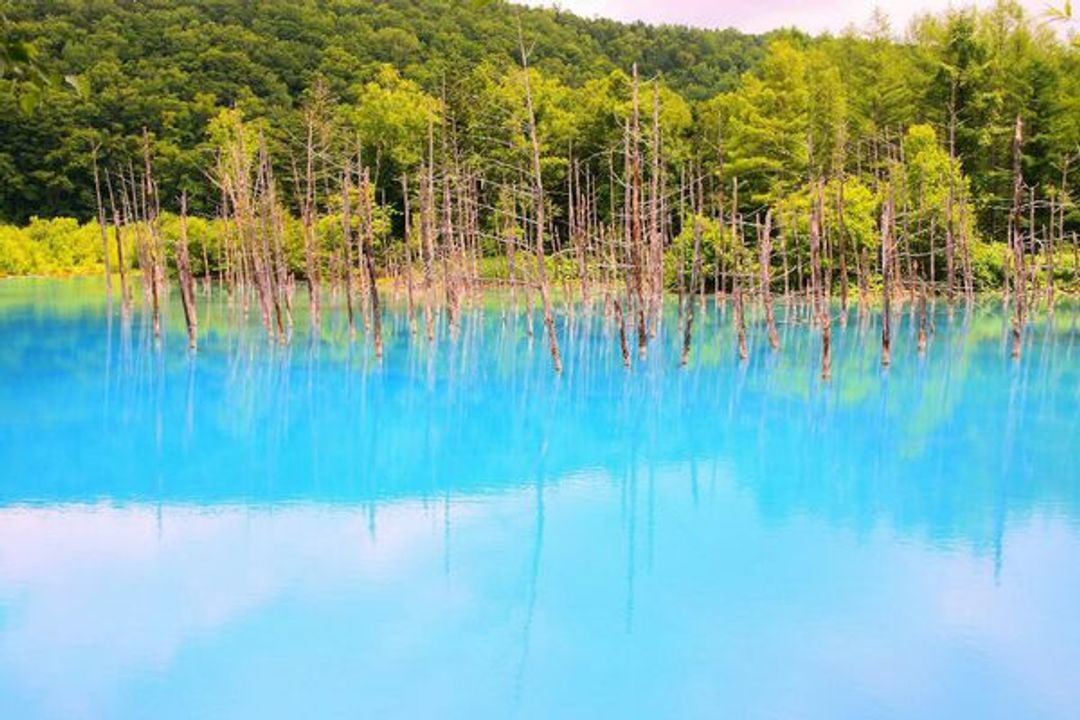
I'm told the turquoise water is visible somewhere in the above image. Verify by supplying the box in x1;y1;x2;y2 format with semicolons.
1;278;1078;719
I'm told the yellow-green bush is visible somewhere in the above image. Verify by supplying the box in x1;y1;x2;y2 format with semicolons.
0;218;109;276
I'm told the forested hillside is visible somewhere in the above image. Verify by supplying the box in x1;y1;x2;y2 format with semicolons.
0;0;764;222
0;0;1077;298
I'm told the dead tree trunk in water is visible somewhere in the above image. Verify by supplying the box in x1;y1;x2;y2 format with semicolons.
881;192;894;368
959;196;974;301
629;64;647;359
680;172;703;367
519;25;562;373
917;268;928;355
421;140;436;342
648;82;664;322
809;179;823;323
836;172;848;319
341;164;357;339
614;298;631;368
140;135;163;340
92;146;114;304
1049;160;1069;312
731;208;748;363
104;171;129;308
177;193;199;350
1009;115;1025;360
359;168;383;359
301;118;321;329
439;135;457;332
402;174;417;334
759;210;779;351
726;178;738;301
734;277;748;362
821;304;832;381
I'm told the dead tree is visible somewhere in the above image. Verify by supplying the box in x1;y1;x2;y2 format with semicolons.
648;81;664;315
809;179;823;323
614;298;631;368
341;162;357;338
733;214;748;362
177;192;199;350
104;170;129;308
360;167;383;358
881;191;894;368
300;101;323;329
139;135;163;340
1009;115;1025;360
917;268;928;355
421;134;437;342
734;276;748;361
91;145;114;303
628;64;647;359
680;172;704;367
402;174;417;334
821;304;832;381
759;209;779;350
518;24;563;373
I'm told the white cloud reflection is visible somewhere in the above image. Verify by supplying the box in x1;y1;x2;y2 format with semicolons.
1;468;1078;719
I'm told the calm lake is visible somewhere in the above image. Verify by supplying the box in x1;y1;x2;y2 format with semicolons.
1;278;1078;719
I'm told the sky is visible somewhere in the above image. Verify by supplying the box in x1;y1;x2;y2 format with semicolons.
520;0;1050;36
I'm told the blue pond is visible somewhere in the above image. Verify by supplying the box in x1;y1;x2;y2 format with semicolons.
1;278;1078;719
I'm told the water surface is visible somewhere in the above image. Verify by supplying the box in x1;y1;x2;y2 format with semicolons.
1;279;1078;719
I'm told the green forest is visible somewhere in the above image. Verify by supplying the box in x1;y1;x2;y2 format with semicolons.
0;0;1077;297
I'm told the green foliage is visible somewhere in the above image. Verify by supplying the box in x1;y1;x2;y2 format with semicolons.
665;215;749;291
969;238;1007;289
0;217;106;275
348;65;443;172
0;0;1077;292
0;0;761;223
718;39;811;203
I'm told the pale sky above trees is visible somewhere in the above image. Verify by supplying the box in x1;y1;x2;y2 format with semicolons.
522;0;1048;35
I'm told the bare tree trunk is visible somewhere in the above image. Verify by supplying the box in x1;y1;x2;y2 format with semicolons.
302;121;321;329
402;174;417;334
1009;115;1025;360
881;192;893;368
104;170;129;308
946;77;958;303
422;144;436;342
917;270;928;355
614;298;631;368
734;277;748;362
519;24;563;373
680;173;703;367
821;305;832;381
837;173;848;319
140;135;163;341
760;210;779;350
360;168;383;358
92;145;114;304
440;131;457;334
177;192;198;350
341;163;357;339
960;193;974;301
649;82;663;316
809;179;823;323
629;64;647;359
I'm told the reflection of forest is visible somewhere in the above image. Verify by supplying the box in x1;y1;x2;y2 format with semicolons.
1;279;1078;553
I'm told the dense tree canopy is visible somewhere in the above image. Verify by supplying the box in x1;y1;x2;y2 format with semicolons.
0;0;1077;292
0;0;763;222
